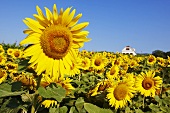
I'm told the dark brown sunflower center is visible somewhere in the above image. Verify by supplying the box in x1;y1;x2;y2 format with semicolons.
110;67;116;75
94;59;101;66
114;83;128;101
40;25;72;59
0;70;5;78
14;51;20;57
149;57;154;62
97;83;107;91
0;57;2;62
142;78;154;90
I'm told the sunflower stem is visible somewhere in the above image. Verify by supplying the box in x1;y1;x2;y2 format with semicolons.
160;68;165;95
143;96;145;109
31;75;42;113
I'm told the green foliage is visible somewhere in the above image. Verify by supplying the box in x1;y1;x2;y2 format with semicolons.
0;83;25;98
84;103;113;113
38;84;66;102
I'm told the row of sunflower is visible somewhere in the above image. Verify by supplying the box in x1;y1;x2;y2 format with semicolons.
1;4;170;113
1;43;170;112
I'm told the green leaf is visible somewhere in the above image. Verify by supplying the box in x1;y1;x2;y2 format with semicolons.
59;106;68;113
69;106;75;113
17;59;30;72
84;103;113;113
11;81;22;91
149;103;160;112
38;84;66;102
0;83;25;98
160;106;168;112
75;97;84;112
134;109;143;113
49;107;59;113
21;93;34;103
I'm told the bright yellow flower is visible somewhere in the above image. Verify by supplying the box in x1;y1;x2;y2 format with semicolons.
135;70;162;97
5;62;18;73
0;69;7;84
11;49;23;59
7;48;14;56
157;57;167;67
41;74;74;94
0;54;7;65
107;79;136;109
147;55;156;65
91;53;107;70
106;65;119;79
78;57;91;70
20;4;91;79
0;48;5;55
66;61;80;76
89;80;111;96
41;100;57;108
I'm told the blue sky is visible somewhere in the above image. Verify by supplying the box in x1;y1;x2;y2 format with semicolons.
0;0;170;53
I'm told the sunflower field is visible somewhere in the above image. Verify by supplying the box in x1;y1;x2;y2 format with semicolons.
1;4;170;113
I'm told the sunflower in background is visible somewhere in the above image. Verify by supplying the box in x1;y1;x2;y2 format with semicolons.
7;48;14;56
106;65;119;80
135;70;162;97
91;53;107;71
11;49;23;59
40;74;74;95
107;78;136;109
0;68;7;84
20;4;91;79
0;54;7;65
147;55;156;66
0;46;5;55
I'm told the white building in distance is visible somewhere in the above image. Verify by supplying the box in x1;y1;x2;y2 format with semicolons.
122;46;137;55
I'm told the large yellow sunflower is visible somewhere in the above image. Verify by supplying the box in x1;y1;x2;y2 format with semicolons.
135;70;162;97
107;79;136;109
20;4;91;79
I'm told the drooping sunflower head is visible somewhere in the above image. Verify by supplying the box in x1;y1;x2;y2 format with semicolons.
135;70;162;97
89;80;111;96
20;4;91;78
107;79;136;109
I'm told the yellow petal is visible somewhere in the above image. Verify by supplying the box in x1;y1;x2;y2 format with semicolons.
68;13;82;27
23;19;42;33
45;7;53;22
33;14;49;27
53;60;59;80
73;31;89;37
20;33;40;45
25;18;45;29
53;4;58;23
71;22;89;33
